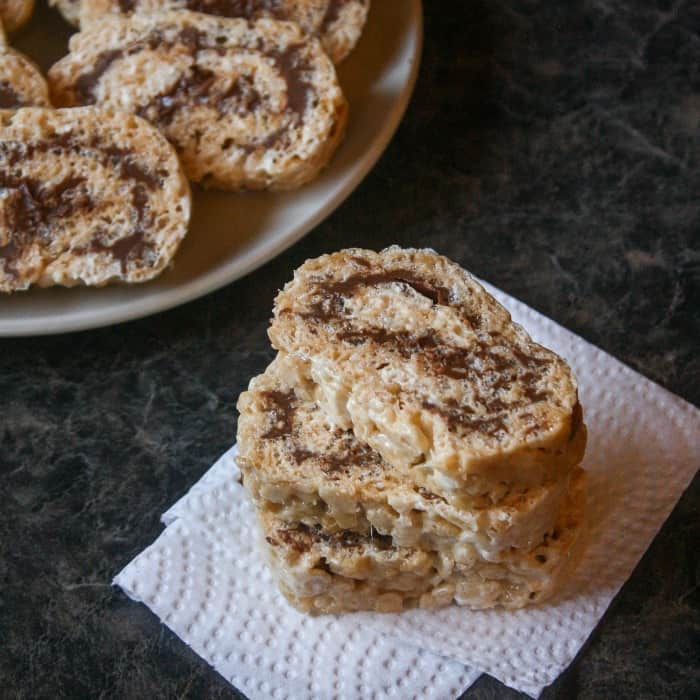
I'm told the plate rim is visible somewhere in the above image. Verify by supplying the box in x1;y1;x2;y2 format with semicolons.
0;1;424;337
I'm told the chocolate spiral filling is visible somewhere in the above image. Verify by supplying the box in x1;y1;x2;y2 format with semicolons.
183;0;286;18
260;389;297;439
268;522;393;554
74;50;124;102
301;270;453;323
0;82;25;109
71;27;313;152
104;0;356;36
258;388;384;477
294;267;561;436
0;134;164;278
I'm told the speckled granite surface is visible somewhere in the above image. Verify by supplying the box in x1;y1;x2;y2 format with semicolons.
2;1;699;698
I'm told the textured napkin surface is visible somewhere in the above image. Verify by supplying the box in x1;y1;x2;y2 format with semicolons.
116;446;480;700
115;282;700;698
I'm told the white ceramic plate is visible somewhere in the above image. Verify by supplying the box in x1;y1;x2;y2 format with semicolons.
0;1;422;336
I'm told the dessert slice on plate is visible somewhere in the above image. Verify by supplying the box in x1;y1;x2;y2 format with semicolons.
79;0;370;64
48;12;348;190
0;24;51;108
0;107;190;291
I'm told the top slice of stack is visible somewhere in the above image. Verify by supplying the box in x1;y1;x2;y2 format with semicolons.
268;246;586;495
237;246;587;614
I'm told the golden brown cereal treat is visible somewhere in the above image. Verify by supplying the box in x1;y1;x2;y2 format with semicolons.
0;107;191;292
0;36;51;108
79;0;369;63
237;352;571;559
261;469;587;614
0;0;35;33
48;12;348;190
269;247;587;495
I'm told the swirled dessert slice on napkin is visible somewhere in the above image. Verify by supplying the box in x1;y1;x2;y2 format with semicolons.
269;247;587;498
48;12;348;190
0;107;191;292
79;0;370;64
237;351;571;560
260;467;586;614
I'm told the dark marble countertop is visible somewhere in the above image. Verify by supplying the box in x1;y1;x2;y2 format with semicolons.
2;1;699;698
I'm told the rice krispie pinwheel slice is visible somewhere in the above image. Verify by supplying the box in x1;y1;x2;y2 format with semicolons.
0;25;51;108
79;0;370;63
48;12;348;190
269;247;587;496
0;107;191;292
237;352;573;560
260;468;586;614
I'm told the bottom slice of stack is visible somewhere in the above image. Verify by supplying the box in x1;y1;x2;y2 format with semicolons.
236;352;587;614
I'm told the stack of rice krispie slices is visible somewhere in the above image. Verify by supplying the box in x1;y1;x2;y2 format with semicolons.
236;247;587;614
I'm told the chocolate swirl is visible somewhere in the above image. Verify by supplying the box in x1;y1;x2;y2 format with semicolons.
260;389;297;439
300;271;452;326
259;388;384;476
183;0;285;18
69;27;313;154
74;49;124;103
0;82;24;109
295;268;557;436
268;522;393;554
80;0;368;63
48;10;350;188
85;1;346;34
0;135;163;279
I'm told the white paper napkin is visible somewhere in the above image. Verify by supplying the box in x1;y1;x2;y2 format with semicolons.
115;283;700;699
116;446;481;699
